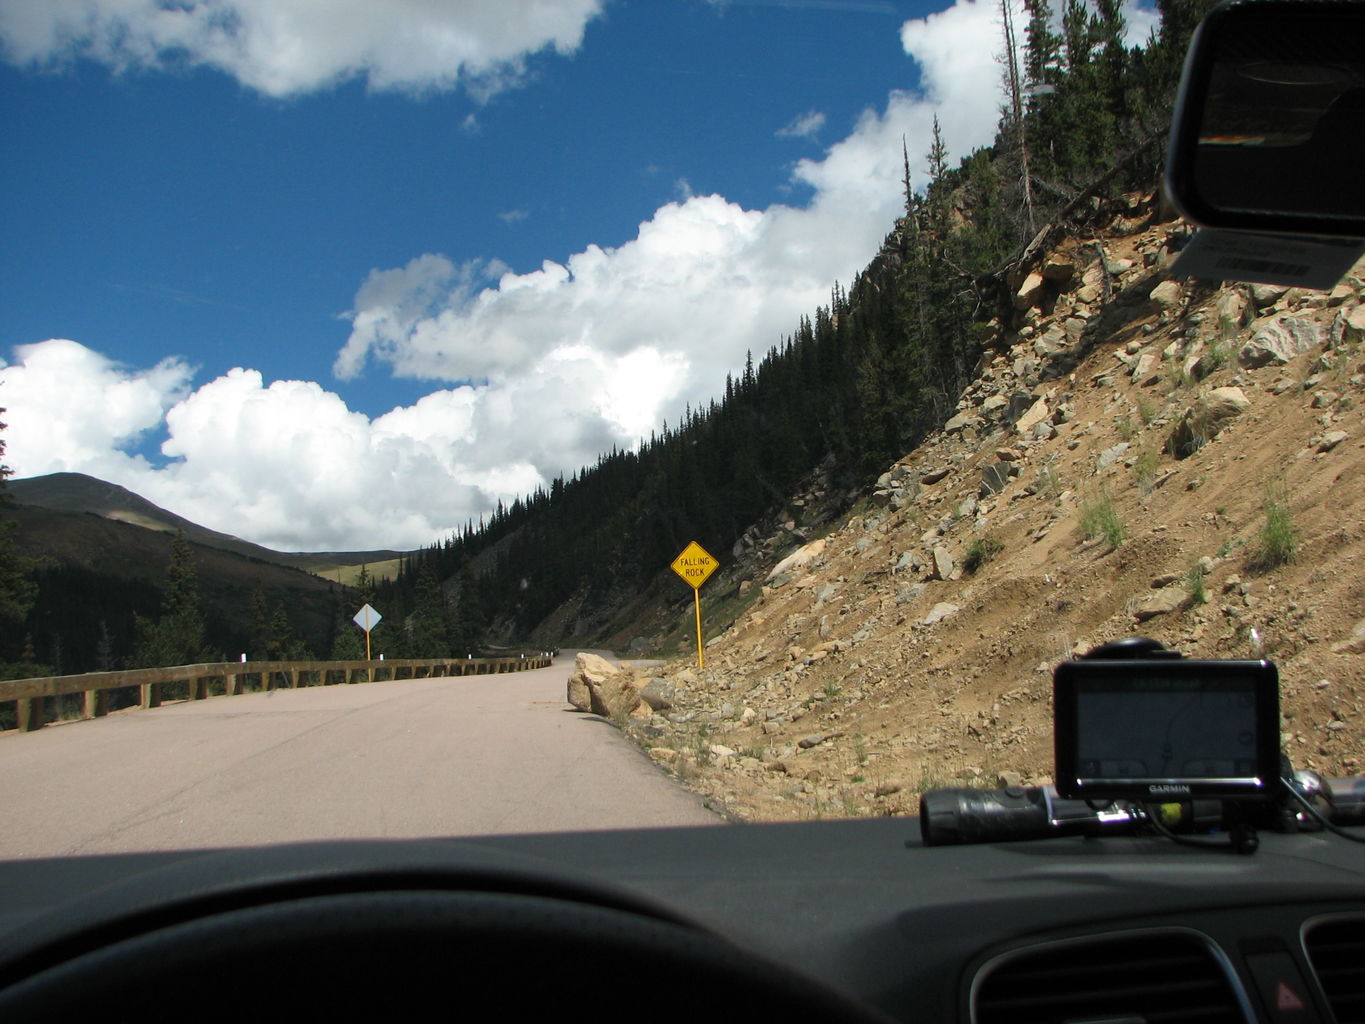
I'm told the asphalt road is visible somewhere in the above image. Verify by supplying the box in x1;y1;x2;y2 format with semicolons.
0;653;721;859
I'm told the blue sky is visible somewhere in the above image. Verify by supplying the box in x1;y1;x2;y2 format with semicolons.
0;0;1156;551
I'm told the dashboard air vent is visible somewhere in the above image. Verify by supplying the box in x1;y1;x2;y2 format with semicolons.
1305;916;1365;1024
973;929;1247;1024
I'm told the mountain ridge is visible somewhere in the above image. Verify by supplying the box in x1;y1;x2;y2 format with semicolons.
9;472;404;579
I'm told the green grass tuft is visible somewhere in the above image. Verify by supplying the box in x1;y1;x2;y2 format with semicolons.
1080;490;1126;549
1250;485;1297;571
963;534;1005;574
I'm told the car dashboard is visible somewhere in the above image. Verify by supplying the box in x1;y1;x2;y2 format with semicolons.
0;816;1361;1022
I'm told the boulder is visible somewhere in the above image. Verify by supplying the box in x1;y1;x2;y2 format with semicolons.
979;462;1010;497
1134;587;1188;622
924;602;960;625
1130;351;1160;385
567;651;616;712
1239;317;1326;368
766;538;827;581
1333;304;1365;346
1166;386;1251;458
944;411;979;434
1149;280;1182;310
1015;397;1050;436
566;652;641;720
567;673;593;713
981;394;1009;416
1332;618;1365;655
1216;289;1247;340
640;677;675;712
1042;256;1075;282
1318;430;1349;453
1014;271;1045;310
1033;326;1068;358
1096;443;1130;471
1250;282;1290;309
932;546;955;581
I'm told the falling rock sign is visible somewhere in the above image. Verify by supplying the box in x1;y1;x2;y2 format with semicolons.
671;542;718;670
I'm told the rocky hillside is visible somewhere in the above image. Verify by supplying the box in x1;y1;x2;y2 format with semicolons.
596;194;1365;822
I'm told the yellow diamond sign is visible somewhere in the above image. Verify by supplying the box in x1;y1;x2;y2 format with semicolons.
671;541;718;590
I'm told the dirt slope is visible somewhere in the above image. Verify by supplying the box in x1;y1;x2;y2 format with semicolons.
624;199;1365;822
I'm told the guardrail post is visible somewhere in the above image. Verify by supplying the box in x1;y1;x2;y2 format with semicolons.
141;682;160;709
226;673;238;696
288;668;299;689
16;697;44;732
82;688;107;720
190;676;208;700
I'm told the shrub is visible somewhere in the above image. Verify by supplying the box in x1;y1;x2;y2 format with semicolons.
1185;562;1207;604
1133;449;1160;495
963;534;1005;574
1080;490;1126;549
1250;486;1297;570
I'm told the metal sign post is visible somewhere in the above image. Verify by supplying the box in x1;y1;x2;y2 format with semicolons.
669;542;718;669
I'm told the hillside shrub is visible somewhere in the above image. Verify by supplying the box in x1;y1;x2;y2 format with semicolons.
963;534;1004;574
1080;490;1126;550
1185;561;1207;605
1250;486;1297;571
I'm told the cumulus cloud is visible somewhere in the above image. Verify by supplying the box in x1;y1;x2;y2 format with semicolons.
777;109;827;140
331;0;1016;464
0;0;605;98
1;341;565;550
0;339;193;475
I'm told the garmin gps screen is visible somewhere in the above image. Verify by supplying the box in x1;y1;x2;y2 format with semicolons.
1054;659;1280;800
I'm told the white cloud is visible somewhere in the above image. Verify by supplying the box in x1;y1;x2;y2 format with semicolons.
0;342;561;550
898;0;1010;170
0;0;605;98
1123;0;1161;48
0;339;193;474
0;0;1056;552
332;0;1013;458
777;109;827;140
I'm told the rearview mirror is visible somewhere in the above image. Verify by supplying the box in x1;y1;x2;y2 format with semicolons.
1166;0;1365;239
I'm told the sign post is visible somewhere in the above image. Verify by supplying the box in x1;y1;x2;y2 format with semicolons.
353;603;382;661
670;542;718;669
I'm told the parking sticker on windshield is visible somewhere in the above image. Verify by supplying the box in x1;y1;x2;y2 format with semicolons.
1172;228;1365;289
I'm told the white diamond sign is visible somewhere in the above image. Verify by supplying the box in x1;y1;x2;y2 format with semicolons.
353;604;382;632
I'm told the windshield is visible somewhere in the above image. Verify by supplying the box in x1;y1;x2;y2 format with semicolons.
0;0;1361;858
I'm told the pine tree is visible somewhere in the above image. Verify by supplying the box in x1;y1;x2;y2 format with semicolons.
248;581;272;660
448;564;485;656
0;408;36;644
998;0;1039;240
268;602;298;659
132;531;210;668
926;115;949;182
0;409;39;682
407;566;449;658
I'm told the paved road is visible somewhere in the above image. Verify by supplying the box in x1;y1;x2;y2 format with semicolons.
0;653;720;858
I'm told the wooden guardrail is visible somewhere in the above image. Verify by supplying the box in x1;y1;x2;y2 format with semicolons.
0;653;555;735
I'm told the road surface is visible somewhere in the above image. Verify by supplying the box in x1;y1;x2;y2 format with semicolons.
0;652;720;858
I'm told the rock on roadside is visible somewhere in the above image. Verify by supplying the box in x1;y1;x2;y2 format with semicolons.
567;652;642;720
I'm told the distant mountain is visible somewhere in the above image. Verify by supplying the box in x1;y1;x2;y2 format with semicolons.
8;501;348;670
9;472;404;580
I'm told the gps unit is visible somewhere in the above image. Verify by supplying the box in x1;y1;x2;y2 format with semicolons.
1054;658;1281;802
